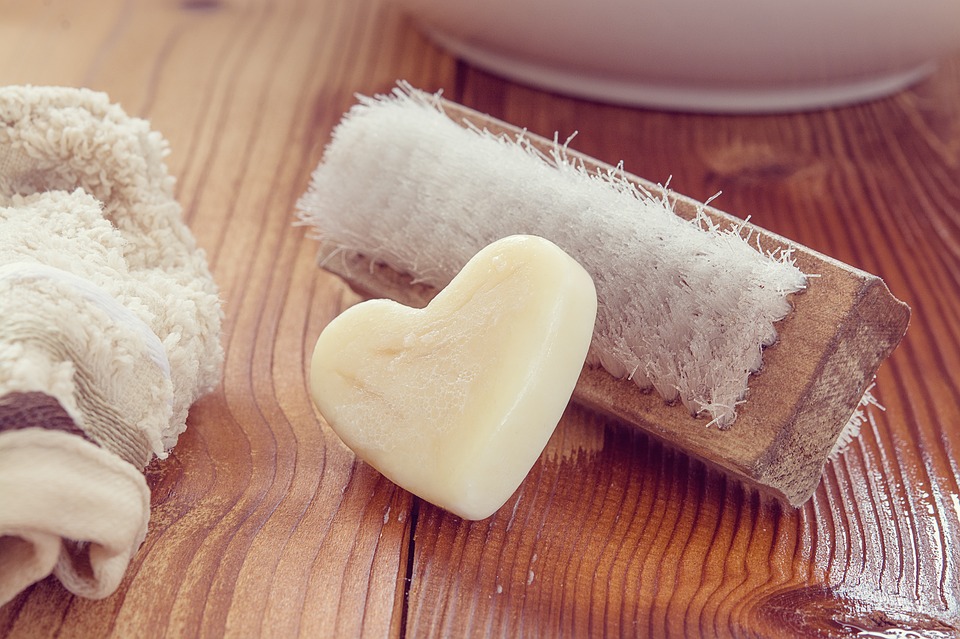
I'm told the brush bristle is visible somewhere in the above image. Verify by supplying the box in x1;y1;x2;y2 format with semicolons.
829;383;882;460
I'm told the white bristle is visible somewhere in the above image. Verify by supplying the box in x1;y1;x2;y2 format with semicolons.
297;84;807;428
829;383;883;460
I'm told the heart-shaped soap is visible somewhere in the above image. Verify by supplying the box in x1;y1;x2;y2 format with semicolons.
310;235;597;520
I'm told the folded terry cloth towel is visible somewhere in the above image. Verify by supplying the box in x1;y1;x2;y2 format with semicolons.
0;86;223;605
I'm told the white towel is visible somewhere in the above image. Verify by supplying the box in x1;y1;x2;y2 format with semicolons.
0;86;223;604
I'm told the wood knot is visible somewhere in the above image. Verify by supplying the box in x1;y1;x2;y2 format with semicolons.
702;142;823;186
180;0;221;10
755;585;959;638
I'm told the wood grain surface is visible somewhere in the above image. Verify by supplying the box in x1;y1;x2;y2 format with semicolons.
0;0;958;637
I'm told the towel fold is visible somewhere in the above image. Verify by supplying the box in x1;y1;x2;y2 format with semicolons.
0;428;149;603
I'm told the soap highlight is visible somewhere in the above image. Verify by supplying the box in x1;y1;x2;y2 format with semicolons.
310;235;598;520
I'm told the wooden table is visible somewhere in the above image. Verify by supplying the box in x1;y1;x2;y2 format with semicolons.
1;0;958;636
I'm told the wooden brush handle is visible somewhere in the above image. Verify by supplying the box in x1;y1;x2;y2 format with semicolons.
315;100;910;507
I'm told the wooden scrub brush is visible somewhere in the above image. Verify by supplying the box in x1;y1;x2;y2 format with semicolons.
297;84;909;507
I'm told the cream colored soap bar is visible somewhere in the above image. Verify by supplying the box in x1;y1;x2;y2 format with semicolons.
310;235;597;520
